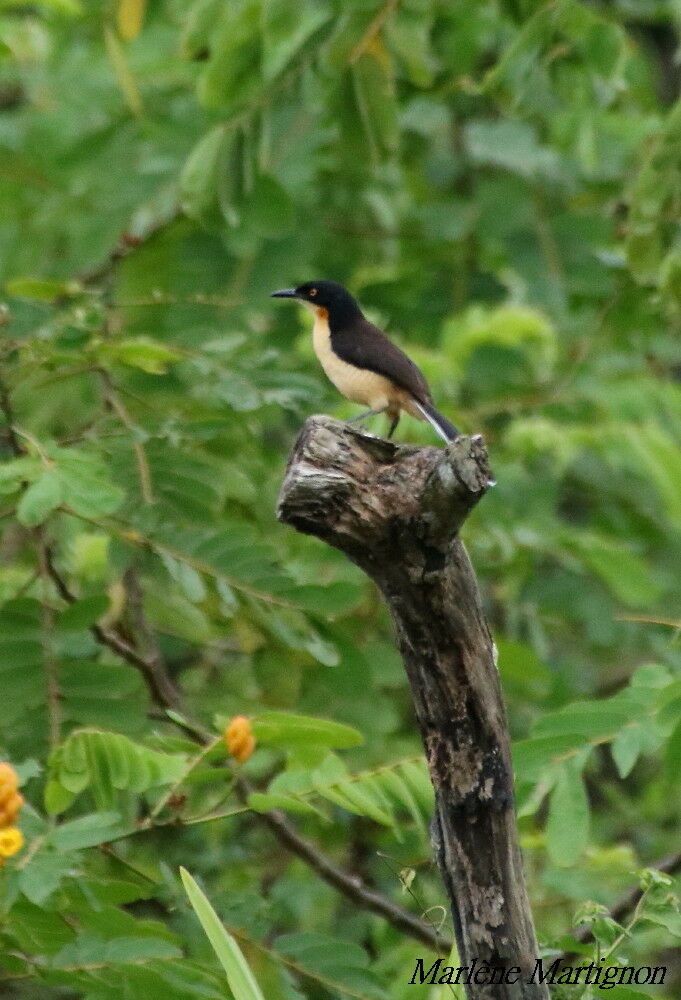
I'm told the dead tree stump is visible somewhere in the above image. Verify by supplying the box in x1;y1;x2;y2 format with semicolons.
277;416;548;1000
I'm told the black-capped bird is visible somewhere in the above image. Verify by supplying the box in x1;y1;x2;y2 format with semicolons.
271;280;458;444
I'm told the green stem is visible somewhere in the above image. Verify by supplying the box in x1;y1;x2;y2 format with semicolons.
148;737;224;820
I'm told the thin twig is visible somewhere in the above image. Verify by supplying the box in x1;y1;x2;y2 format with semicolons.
12;426;50;463
37;537;61;750
123;565;182;710
0;372;22;456
97;368;154;504
41;545;183;713
349;0;398;63
149;737;223;821
78;208;180;287
98;843;159;884
616;613;681;630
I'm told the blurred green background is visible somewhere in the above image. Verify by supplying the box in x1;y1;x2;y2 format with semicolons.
1;0;681;997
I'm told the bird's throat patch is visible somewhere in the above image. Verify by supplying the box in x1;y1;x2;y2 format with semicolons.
313;306;329;320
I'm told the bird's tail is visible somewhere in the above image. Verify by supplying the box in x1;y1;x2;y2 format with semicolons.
413;399;459;444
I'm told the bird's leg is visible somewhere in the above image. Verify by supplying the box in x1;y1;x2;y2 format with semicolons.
386;413;400;439
346;409;380;426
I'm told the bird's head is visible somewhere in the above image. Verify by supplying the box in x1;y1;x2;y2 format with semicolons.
270;280;361;326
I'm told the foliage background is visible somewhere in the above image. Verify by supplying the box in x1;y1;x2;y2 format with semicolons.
1;0;681;997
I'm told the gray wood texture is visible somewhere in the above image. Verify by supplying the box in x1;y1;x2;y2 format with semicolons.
278;416;549;1000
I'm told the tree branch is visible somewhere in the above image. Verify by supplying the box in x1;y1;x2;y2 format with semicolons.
42;546;184;713
78;205;180;287
233;776;451;953
278;416;547;1000
42;524;446;955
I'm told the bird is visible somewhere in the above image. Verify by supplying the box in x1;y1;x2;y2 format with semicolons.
270;280;459;444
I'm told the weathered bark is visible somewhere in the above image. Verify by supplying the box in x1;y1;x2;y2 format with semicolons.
277;416;548;1000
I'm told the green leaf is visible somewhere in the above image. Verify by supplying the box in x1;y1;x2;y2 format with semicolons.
52;931;181;968
610;726;644;779
58;596;110;630
181;0;224;59
16;469;62;526
18;850;69;905
262;0;330;82
44;780;75;815
664;720;681;783
289;582;363;617
180;868;266;1000
574;535;660;608
378;767;425;829
0;455;40;494
626;98;681;283
99;337;184;374
512;734;589;782
532;702;633;741
48;730;187;812
105;936;181;962
546;759;590;866
628;425;681;530
241;175;294;239
144;590;212;643
247;792;320;817
196;1;261;113
322;778;394;827
656;678;681;728
386;6;436;87
495;639;551;698
275;931;388;999
605;991;663;1000
180;124;229;222
50;447;125;519
5;278;82;301
50;812;125;851
464;119;563;182
639;908;681;937
252;712;363;749
104;23;143;116
277;931;369;969
351;52;397;163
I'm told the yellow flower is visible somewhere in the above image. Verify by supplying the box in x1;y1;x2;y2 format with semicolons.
0;827;24;858
224;716;256;764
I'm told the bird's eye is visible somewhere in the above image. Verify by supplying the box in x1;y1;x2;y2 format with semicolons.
309;288;317;297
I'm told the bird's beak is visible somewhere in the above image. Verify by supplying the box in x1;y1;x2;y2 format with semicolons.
270;288;298;299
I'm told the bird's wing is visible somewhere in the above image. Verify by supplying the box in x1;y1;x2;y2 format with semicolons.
331;319;432;403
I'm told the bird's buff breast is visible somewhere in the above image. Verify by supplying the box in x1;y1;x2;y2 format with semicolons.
312;310;396;410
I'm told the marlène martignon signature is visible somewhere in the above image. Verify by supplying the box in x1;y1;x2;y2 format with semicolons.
409;956;667;989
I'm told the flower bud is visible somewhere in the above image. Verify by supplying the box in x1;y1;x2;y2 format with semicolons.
0;792;23;828
0;762;19;801
224;716;256;764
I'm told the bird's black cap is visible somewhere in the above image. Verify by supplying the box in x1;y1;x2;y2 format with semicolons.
270;280;357;308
